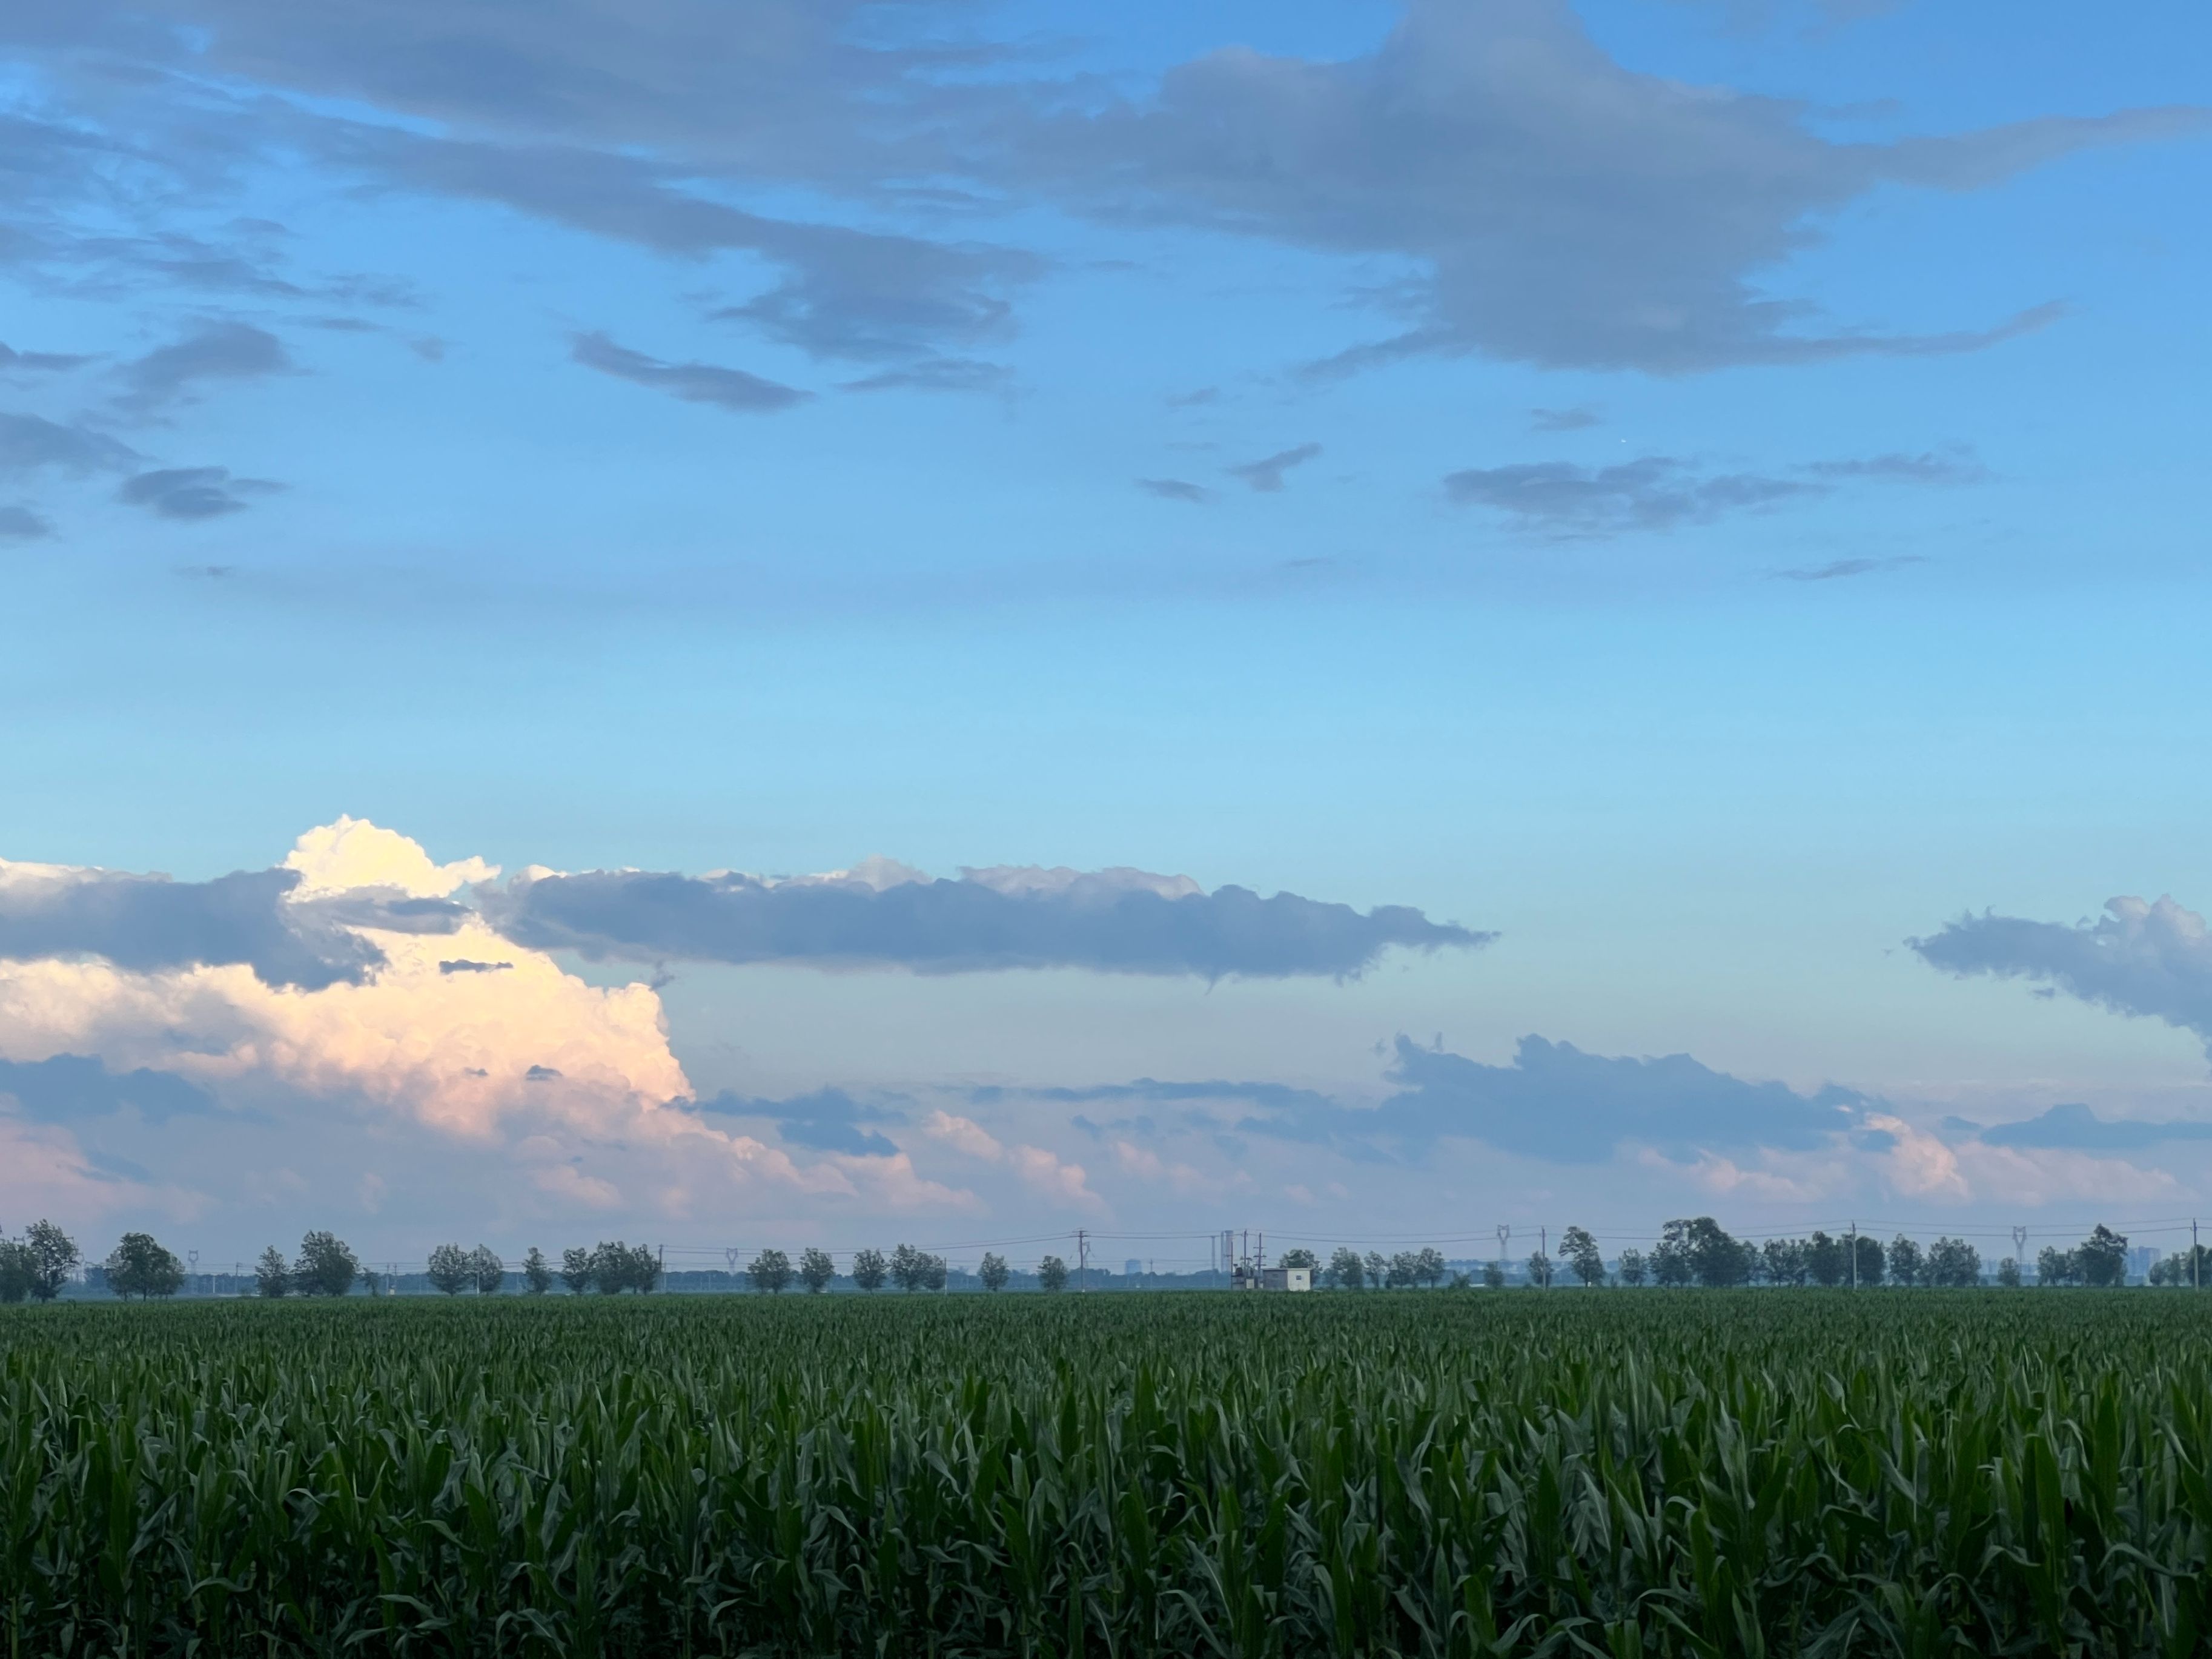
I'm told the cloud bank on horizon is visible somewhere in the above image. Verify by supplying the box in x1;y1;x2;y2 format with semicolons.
2;819;2205;1253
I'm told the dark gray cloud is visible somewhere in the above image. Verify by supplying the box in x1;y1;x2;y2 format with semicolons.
571;331;809;413
0;505;52;540
119;465;283;520
1528;405;1601;432
0;1053;215;1122
482;863;1489;979
1015;0;2196;374
692;1086;902;1156
0;864;388;988
1247;1035;1862;1163
1775;554;1927;582
438;958;512;975
1973;1101;2212;1152
1225;442;1321;493
1137;477;1211;503
839;357;1011;395
1167;386;1219;409
0;342;91;372
0;412;137;477
1913;895;2212;1051
111;320;293;417
1445;455;1816;537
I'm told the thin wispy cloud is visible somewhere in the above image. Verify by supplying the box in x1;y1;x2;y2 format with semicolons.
571;331;810;413
1137;477;1211;503
1225;443;1322;493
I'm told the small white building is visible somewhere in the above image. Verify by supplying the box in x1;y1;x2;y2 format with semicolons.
1234;1263;1313;1292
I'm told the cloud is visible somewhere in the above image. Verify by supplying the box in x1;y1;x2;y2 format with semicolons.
0;342;90;372
481;859;1489;979
571;330;809;413
1137;477;1211;503
1445;455;1816;537
923;1108;1102;1211
0;505;52;540
1225;442;1322;492
1805;448;1988;485
1018;0;2200;374
1775;554;1927;582
111;320;293;417
694;1086;902;1156
1234;1034;1861;1164
1913;894;2212;1052
438;959;511;975
839;357;1010;395
0;412;137;477
1974;1101;2212;1152
118;465;284;520
0;858;392;989
285;814;498;898
0;1053;215;1122
1528;405;1600;432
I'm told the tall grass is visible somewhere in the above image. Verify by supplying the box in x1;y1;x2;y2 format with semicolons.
1;1291;2207;1655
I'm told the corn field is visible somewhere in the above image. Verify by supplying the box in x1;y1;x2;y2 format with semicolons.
3;1292;2210;1657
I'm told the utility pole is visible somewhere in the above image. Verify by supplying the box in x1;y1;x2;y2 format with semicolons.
1077;1229;1088;1293
1495;1223;1509;1282
1849;1222;1857;1290
1539;1225;1548;1287
188;1249;199;1296
2012;1225;2028;1282
2194;1219;2201;1291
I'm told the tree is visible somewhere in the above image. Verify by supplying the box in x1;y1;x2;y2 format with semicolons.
979;1251;1009;1293
2154;1245;2211;1287
1385;1250;1419;1289
1327;1247;1365;1291
470;1245;505;1295
1995;1256;2021;1288
748;1248;793;1294
589;1240;658;1293
1615;1248;1646;1288
1524;1250;1554;1288
1363;1250;1387;1290
293;1232;360;1297
1886;1235;1922;1288
1651;1227;1693;1288
2037;1245;2077;1287
1482;1260;1506;1289
254;1245;290;1297
1038;1254;1069;1293
851;1247;888;1293
921;1253;947;1292
1760;1237;1807;1287
2077;1224;2128;1288
358;1265;385;1297
800;1247;836;1294
104;1232;184;1299
890;1242;931;1293
1925;1236;1981;1288
1558;1226;1604;1288
522;1246;553;1294
0;1242;31;1303
1279;1247;1319;1270
559;1246;595;1294
1850;1234;1885;1288
1414;1246;1448;1288
426;1243;472;1296
21;1220;79;1302
1658;1217;1750;1288
1806;1232;1846;1288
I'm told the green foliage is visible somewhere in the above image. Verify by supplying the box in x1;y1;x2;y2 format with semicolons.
850;1247;888;1292
522;1245;553;1295
586;1240;658;1293
0;1292;2205;1655
1482;1259;1506;1289
558;1245;594;1294
799;1247;836;1294
1036;1253;1068;1293
104;1231;184;1299
293;1231;359;1297
469;1245;505;1294
253;1245;290;1298
1558;1225;1604;1287
19;1219;79;1301
426;1242;472;1296
747;1248;793;1294
1276;1247;1318;1270
1614;1247;1645;1288
978;1251;1009;1293
1326;1245;1364;1291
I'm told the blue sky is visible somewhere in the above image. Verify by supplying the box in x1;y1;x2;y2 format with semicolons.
3;0;2211;1271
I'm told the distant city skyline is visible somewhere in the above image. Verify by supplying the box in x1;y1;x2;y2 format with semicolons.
4;1;2211;1256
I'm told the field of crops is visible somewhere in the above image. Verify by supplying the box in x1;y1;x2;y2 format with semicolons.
4;1291;2209;1657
